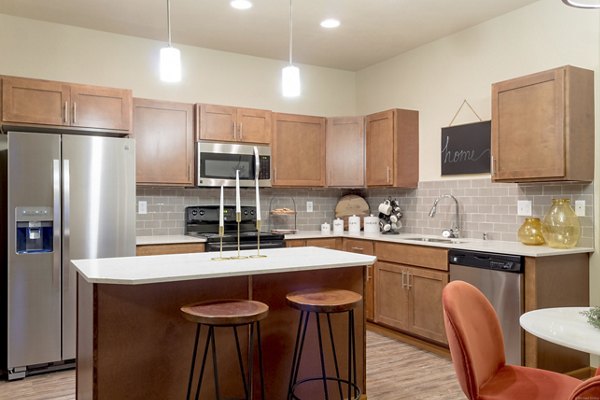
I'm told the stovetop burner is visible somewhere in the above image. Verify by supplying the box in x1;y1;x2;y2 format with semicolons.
185;205;285;246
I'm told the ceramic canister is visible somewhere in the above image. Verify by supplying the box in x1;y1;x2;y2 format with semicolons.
333;218;344;234
321;222;331;234
363;215;379;234
348;215;361;234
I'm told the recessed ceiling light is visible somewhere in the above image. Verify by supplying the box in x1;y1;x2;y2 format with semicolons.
320;18;341;29
230;0;252;10
562;0;600;7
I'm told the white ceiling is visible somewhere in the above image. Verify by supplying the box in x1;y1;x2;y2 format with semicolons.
0;0;539;71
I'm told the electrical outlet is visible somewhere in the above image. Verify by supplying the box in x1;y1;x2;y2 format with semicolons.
517;200;532;216
306;201;313;212
138;201;147;215
575;200;585;217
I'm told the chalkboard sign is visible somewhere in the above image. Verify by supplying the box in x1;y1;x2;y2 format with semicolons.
441;121;491;175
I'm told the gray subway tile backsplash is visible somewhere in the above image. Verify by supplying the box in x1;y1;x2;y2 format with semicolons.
137;178;594;247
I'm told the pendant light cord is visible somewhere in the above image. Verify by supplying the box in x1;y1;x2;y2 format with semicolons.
288;0;293;65
167;0;173;47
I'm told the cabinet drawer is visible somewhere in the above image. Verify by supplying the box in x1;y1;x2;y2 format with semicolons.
306;237;342;250
343;238;374;255
375;242;448;271
136;243;205;256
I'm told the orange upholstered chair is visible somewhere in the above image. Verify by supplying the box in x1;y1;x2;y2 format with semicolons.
442;280;600;400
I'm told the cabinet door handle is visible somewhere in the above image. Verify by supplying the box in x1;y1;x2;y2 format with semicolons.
407;271;412;290
232;121;236;139
72;102;77;124
239;122;243;140
63;101;69;124
386;166;391;184
401;270;406;289
351;246;364;252
491;156;496;176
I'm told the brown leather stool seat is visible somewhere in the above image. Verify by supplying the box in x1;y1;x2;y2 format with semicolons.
181;299;269;400
286;288;362;400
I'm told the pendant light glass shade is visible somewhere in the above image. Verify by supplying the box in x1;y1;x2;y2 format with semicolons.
562;0;600;7
282;64;300;97
160;0;181;82
160;46;181;82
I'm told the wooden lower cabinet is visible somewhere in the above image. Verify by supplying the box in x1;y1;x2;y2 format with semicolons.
343;239;375;321
375;262;448;344
374;242;448;345
136;242;205;256
286;237;342;250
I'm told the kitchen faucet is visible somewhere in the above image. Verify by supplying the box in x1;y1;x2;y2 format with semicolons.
429;194;460;238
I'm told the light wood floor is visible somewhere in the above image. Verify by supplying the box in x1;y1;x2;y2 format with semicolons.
0;330;465;400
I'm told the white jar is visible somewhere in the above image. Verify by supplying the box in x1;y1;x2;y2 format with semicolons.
321;222;331;234
363;215;379;234
333;218;344;234
348;215;361;234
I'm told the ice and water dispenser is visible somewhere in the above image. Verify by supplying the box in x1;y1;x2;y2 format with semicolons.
15;207;54;254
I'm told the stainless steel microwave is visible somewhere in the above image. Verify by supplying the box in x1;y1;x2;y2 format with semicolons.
196;141;272;187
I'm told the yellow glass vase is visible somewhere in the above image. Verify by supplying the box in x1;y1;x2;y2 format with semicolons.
517;217;545;246
541;198;581;249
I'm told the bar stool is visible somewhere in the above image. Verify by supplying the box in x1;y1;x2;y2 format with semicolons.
180;299;269;400
286;288;362;400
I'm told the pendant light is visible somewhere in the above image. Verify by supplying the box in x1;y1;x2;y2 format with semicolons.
160;0;181;82
562;0;600;8
282;0;300;97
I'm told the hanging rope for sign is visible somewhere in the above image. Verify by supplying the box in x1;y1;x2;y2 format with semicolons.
448;99;483;126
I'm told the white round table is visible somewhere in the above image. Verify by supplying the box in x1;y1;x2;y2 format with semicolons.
519;307;600;355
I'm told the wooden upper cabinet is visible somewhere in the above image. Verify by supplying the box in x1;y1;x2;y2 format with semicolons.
70;84;132;131
2;77;70;125
326;116;365;187
198;104;271;144
491;65;594;182
272;113;326;187
1;76;132;133
365;108;419;188
237;107;272;144
133;98;194;186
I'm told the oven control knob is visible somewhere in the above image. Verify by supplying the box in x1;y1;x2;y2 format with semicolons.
199;210;205;216
250;210;255;215
191;210;198;216
244;210;248;215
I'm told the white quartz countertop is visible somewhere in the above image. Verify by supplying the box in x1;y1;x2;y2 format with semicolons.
72;246;376;285
136;235;206;245
285;231;594;257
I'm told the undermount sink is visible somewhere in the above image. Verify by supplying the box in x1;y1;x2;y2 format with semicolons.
403;237;466;244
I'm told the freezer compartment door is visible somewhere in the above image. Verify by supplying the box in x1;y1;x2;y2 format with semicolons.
61;135;135;359
7;132;62;370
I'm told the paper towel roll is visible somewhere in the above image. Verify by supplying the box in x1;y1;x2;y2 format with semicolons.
348;215;361;234
363;215;379;234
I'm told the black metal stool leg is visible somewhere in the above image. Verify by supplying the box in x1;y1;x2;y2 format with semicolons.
315;313;330;400
210;326;221;400
195;326;213;400
350;310;358;399
233;325;249;399
248;323;256;400
288;310;309;400
187;324;201;400
326;313;344;399
257;321;266;400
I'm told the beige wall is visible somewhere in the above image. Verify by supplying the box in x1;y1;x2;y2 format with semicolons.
0;13;357;117
356;0;599;182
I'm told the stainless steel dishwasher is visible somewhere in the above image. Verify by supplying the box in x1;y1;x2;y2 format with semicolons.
448;249;524;366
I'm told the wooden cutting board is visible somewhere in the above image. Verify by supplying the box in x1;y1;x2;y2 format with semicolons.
335;194;370;229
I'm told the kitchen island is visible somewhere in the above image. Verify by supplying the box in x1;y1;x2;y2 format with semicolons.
72;247;376;400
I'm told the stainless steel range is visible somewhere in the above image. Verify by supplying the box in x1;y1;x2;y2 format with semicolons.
185;205;285;252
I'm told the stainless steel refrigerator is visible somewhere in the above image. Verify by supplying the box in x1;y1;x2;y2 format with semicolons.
0;131;135;380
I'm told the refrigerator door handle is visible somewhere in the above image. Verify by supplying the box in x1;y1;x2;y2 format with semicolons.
63;159;71;291
53;159;61;289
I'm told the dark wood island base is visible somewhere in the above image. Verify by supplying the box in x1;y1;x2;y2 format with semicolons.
77;266;366;399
